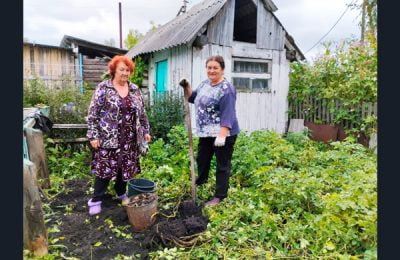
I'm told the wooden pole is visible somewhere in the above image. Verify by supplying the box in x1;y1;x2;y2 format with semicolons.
119;2;123;49
361;0;366;43
183;88;197;203
23;160;48;257
25;128;50;189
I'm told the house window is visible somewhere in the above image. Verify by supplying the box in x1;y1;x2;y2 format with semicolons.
233;0;257;43
231;58;272;92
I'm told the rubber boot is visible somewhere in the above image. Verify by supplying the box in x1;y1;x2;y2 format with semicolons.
88;199;102;215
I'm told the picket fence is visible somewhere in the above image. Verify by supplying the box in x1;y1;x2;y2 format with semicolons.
288;96;377;129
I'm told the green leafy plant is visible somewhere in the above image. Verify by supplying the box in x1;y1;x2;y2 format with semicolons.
288;32;377;136
128;56;146;87
146;91;185;141
41;125;376;259
23;78;48;107
140;126;376;259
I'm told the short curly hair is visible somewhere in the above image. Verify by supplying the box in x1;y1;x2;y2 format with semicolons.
108;55;135;78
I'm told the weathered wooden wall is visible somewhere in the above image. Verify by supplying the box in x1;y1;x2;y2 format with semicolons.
148;45;192;100
82;56;108;87
256;0;285;50
23;43;79;88
207;0;235;46
146;0;292;134
191;42;289;134
235;49;289;133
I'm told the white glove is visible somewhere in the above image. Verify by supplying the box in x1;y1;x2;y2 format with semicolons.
214;136;226;147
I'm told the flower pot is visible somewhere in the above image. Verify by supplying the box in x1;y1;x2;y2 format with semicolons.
304;121;338;143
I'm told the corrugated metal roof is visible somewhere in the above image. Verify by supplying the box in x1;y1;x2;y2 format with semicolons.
126;0;227;58
60;35;128;55
125;0;306;60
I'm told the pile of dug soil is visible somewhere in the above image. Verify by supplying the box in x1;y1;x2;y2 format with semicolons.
47;178;208;259
152;200;208;247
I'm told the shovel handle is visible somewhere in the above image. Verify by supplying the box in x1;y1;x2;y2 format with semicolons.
183;87;197;203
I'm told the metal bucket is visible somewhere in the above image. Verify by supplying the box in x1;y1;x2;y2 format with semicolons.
126;193;158;232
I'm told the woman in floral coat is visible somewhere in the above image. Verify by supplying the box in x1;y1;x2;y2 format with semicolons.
86;55;151;215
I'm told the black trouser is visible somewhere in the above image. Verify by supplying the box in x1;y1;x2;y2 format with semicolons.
196;135;237;199
92;169;127;202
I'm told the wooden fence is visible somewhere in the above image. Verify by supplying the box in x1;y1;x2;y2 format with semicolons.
23;108;49;256
288;96;377;129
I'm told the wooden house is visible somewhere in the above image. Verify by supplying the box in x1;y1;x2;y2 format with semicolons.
23;42;79;88
23;35;127;89
60;35;128;87
126;0;305;134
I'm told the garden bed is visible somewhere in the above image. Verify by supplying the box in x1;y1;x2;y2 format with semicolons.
46;178;208;259
35;126;376;259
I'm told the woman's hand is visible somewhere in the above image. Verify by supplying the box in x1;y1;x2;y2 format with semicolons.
90;139;100;150
179;78;192;98
214;136;226;147
214;127;229;147
144;134;151;142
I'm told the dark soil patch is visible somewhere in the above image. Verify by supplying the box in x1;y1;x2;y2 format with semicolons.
47;178;208;259
148;200;208;248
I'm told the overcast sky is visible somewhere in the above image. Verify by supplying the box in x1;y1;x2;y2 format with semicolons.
23;0;362;61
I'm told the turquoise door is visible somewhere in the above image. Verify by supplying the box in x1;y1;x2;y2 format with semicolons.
155;60;168;93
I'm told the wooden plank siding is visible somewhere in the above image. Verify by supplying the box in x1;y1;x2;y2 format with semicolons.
23;43;79;89
256;0;285;50
232;41;273;59
191;42;289;134
82;56;108;87
147;45;192;101
207;0;235;46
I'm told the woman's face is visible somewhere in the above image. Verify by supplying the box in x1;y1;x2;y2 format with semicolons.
206;60;224;83
114;62;132;83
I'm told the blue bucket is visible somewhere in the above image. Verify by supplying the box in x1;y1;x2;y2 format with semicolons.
128;178;156;197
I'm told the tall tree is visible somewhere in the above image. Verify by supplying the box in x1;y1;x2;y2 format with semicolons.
124;21;161;50
124;29;143;49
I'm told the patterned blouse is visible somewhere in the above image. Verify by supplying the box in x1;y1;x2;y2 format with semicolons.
188;79;239;137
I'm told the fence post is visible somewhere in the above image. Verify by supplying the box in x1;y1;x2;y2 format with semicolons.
25;128;50;189
23;160;48;257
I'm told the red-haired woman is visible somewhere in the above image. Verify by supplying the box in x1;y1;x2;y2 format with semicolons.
86;55;151;215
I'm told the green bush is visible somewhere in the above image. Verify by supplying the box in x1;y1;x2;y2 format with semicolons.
146;91;185;141
129;56;146;87
24;78;93;139
23;78;48;107
289;32;377;135
24;78;93;123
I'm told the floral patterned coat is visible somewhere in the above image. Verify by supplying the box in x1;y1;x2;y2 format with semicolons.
86;80;150;181
86;80;150;148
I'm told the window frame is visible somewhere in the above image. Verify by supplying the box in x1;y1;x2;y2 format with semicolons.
231;57;272;93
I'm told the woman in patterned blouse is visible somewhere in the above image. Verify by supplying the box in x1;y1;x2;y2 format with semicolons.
180;55;240;206
86;55;151;215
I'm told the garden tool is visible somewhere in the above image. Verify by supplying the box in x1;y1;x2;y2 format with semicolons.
179;78;196;203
